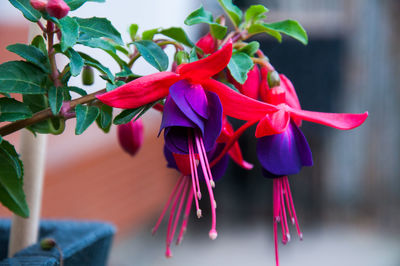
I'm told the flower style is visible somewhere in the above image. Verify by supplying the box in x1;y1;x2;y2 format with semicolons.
152;144;229;257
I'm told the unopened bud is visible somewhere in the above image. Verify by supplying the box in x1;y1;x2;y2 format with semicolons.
267;70;280;88
174;51;189;65
82;66;94;85
40;238;56;250
46;0;70;19
30;0;47;11
117;118;144;156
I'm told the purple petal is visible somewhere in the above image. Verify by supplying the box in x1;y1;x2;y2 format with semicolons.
184;83;209;119
163;145;178;170
164;127;191;154
169;80;205;134
202;91;223;152
256;121;313;176
159;96;197;134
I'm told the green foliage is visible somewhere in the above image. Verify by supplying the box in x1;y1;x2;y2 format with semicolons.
31;35;47;54
142;28;160;41
68;86;87;96
65;0;105;11
133;40;169;72
159;27;194;47
245;5;268;23
0;98;32;122
96;104;112;133
58;16;80;52
113;102;157;125
48;86;64;115
79;52;114;82
78;37;116;52
74;17;123;45
0;140;29;218
23;95;65;134
184;6;227;40
129;24;139;41
8;0;41;22
67;48;84;76
0;61;47;94
228;52;254;84
263;20;308;45
248;23;282;42
75;104;100;135
217;0;243;27
6;44;50;73
237;41;259;56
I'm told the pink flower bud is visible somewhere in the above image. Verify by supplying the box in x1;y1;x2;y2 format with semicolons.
117;119;144;156
46;0;70;19
30;0;47;11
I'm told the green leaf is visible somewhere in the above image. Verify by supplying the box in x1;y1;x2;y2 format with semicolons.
68;86;87;96
0;98;32;122
227;52;254;84
210;24;227;40
8;0;41;22
74;17;123;45
142;28;160;41
160;27;194;47
217;0;243;27
65;0;105;11
129;24;139;40
0;140;29;217
245;5;269;23
78;37;116;53
59;16;79;52
184;6;227;40
189;47;199;62
113;108;143;125
31;35;47;54
23;95;65;134
248;23;282;42
48;86;64;115
75;104;100;135
185;5;214;25
237;41;259;56
0;61;46;94
6;44;50;73
96;104;112;133
134;40;169;72
79;52;114;82
262;20;308;45
67;48;84;76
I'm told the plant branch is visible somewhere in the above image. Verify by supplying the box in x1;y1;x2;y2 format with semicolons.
0;89;106;137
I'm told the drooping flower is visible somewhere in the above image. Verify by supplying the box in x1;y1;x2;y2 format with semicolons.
117;118;144;156
256;74;366;266
97;40;274;243
46;0;70;19
152;144;229;257
30;0;47;11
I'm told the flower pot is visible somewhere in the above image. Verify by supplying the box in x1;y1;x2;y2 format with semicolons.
0;220;115;266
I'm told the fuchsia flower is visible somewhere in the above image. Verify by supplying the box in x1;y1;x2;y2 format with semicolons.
46;0;70;19
227;65;261;100
30;0;47;11
117;119;144;156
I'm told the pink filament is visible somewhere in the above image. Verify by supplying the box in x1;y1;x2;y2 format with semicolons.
165;176;186;257
271;176;303;266
194;130;217;238
168;178;190;246
152;176;184;235
188;131;201;215
198;136;214;185
176;188;194;245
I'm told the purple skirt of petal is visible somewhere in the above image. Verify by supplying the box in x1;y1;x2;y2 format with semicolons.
256;121;313;178
160;80;223;154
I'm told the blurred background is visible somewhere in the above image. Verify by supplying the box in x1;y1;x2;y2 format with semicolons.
0;0;399;265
